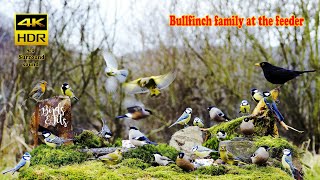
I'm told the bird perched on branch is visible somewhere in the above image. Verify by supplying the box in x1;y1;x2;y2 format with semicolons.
176;152;195;172
208;106;230;122
251;88;264;103
216;130;227;141
240;118;254;136
25;80;47;102
99;149;122;165
251;146;270;165
129;126;157;147
239;100;250;114
2;152;31;174
193;117;204;128
153;153;174;166
124;70;176;97
255;62;316;84
169;107;192;128
61;82;79;101
116;106;152;120
263;91;285;122
103;52;129;93
219;144;245;165
192;145;218;158
98;118;112;139
42;130;73;148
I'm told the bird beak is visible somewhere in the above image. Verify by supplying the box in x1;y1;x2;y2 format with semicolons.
255;63;260;67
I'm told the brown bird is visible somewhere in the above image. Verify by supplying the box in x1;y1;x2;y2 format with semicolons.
176;152;195;172
251;146;270;165
255;62;316;84
116;106;152;120
26;80;48;102
240;118;254;136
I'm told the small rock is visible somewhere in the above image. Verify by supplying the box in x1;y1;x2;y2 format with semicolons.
169;126;203;156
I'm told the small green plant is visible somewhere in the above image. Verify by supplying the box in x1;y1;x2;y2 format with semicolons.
119;158;150;169
193;165;227;176
74;130;109;148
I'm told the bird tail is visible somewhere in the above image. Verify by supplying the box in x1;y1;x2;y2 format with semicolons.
223;115;231;121
150;88;161;97
116;69;128;82
2;168;15;174
147;140;157;145
272;103;284;121
168;123;176;128
73;96;79;101
298;70;316;74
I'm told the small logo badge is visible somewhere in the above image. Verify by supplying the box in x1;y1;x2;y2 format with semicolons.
15;14;48;46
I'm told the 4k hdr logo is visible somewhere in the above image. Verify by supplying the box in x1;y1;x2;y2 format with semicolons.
14;14;48;46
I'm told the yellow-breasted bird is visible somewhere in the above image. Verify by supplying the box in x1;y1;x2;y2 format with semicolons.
124;70;176;97
42;130;73;148
251;146;270;165
61;82;79;101
26;80;47;102
99;149;122;165
251;88;263;103
2;152;31;174
193;117;204;128
176;152;195;172
239;100;250;114
255;62;316;85
169;108;192;128
219;144;244;165
282;149;296;178
240;118;254;136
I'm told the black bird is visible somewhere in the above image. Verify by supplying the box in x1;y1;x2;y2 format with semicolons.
255;62;316;84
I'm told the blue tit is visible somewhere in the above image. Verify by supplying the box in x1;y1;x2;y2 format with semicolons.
42;130;72;148
61;82;79;101
99;118;112;139
240;118;254;136
251;88;263;103
208;106;230;122
26;80;47;102
99;149;122;165
192;145;218;158
169;108;192;128
176;152;195;172
124;70;176;97
282;149;296;178
251;146;270;165
216;130;227;141
153;153;174;166
2;152;31;174
263;91;284;121
116;106;152;120
129;126;157;147
193;117;204;128
103;52;129;93
239;100;250;114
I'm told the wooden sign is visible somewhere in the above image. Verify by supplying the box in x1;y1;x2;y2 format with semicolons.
31;96;73;146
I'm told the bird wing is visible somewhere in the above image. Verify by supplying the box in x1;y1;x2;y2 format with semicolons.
227;151;235;160
160;156;173;161
198;146;217;153
103;52;118;69
14;159;26;171
46;136;64;145
127;106;143;113
176;113;189;122
123;79;149;94
271;102;284;121
134;136;148;141
28;87;41;97
150;70;176;89
285;156;295;172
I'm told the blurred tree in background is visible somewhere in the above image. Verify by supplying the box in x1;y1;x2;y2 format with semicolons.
0;0;319;168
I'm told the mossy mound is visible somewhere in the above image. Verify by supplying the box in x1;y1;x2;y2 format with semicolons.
118;158;151;169
74;130;109;148
254;136;300;159
30;145;89;167
19;161;292;180
123;144;179;164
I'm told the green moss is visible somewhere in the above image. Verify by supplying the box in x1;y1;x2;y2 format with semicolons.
74;130;109;148
207;116;245;137
254;136;300;159
123;144;178;164
193;165;227;176
119;158;150;169
30;144;89;167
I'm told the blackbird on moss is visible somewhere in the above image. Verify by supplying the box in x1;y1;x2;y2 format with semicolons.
255;62;316;84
